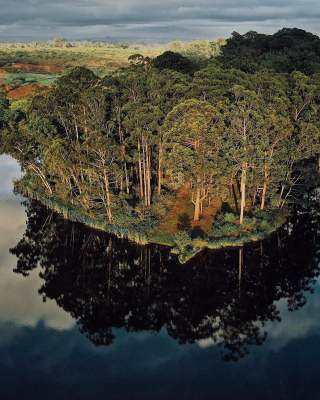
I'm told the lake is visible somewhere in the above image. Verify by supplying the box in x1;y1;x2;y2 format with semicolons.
1;154;320;400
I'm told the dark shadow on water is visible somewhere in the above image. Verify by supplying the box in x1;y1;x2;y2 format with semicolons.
11;199;320;362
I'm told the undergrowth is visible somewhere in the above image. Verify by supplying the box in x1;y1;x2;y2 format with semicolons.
15;176;288;264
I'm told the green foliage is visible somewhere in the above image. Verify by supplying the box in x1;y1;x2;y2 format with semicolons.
219;28;320;75
172;231;193;254
0;39;221;76
210;210;286;240
3;72;57;87
168;39;225;62
10;99;31;112
2;29;320;261
153;51;198;74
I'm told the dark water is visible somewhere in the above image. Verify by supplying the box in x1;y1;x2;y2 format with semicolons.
1;154;320;400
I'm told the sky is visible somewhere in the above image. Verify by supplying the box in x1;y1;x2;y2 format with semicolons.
0;0;319;42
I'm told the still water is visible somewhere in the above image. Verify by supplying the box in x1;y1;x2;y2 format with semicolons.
1;154;320;400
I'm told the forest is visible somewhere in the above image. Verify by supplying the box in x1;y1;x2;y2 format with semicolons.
1;28;320;260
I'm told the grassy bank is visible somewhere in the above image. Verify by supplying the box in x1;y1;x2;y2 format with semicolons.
15;177;287;263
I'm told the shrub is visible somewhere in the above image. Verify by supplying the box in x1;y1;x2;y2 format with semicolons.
172;231;193;253
153;51;198;74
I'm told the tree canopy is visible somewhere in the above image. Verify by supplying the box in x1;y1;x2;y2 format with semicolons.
1;27;320;253
219;28;320;74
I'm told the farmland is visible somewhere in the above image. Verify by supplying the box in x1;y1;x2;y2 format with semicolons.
0;39;222;100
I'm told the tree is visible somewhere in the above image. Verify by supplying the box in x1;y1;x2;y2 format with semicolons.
153;51;198;74
163;99;224;221
147;69;191;194
4;35;320;246
223;86;275;223
85;133;120;222
0;89;11;147
40;68;99;143
128;54;152;71
219;28;320;74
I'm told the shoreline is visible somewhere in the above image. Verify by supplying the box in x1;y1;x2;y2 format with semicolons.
15;178;288;263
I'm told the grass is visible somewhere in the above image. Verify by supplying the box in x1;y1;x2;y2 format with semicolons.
15;175;288;264
0;38;223;76
0;39;224;101
0;43;166;76
0;42;165;98
15;176;153;245
181;214;286;262
2;72;58;87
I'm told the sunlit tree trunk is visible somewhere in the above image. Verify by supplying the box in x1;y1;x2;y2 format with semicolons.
138;140;144;199
157;141;163;195
278;184;285;208
28;163;53;195
260;163;269;210
103;171;113;223
147;145;152;207
193;186;201;222
142;138;147;206
240;162;247;225
192;179;207;222
146;143;150;207
124;162;130;194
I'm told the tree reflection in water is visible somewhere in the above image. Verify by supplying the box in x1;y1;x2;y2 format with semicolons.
11;200;320;362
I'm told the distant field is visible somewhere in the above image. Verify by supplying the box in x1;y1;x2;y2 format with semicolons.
0;42;166;99
0;43;167;75
0;39;223;74
2;72;58;86
0;39;223;99
0;69;58;100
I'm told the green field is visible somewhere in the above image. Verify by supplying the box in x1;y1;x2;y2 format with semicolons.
2;72;58;87
0;39;222;75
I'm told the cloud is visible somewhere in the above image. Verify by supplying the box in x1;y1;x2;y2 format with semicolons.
0;0;319;41
0;198;75;333
0;155;75;333
0;155;21;200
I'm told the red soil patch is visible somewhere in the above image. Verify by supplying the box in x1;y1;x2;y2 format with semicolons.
7;83;46;99
0;68;7;76
159;185;222;234
7;63;64;74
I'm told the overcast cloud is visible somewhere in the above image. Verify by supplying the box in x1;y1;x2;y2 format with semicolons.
0;0;319;41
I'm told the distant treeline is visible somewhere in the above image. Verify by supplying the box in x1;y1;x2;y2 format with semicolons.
221;28;320;74
0;38;223;77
